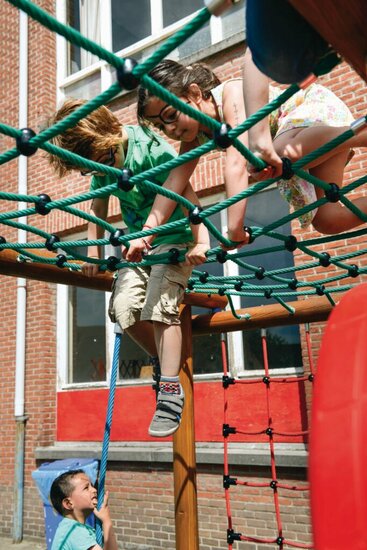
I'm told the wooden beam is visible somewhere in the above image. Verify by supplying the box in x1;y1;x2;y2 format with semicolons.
192;294;339;334
174;304;199;550
290;0;367;82
0;248;227;310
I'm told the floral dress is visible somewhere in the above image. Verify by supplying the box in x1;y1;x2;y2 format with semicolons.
269;84;354;228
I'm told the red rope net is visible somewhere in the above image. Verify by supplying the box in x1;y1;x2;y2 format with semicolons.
222;325;315;549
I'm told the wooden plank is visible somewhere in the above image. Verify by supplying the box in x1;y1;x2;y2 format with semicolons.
173;304;199;550
0;248;227;309
290;0;367;82
192;294;340;334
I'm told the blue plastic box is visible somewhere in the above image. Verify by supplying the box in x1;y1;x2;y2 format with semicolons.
32;458;99;550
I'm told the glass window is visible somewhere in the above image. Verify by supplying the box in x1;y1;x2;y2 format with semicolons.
162;0;202;28
240;188;303;370
67;0;101;74
69;285;107;383
112;0;151;54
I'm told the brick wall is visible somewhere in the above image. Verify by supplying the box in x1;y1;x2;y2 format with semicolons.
1;0;367;547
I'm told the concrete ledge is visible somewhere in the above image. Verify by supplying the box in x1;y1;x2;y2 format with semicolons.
35;442;308;468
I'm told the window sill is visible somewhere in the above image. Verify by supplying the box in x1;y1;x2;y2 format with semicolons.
35;441;308;468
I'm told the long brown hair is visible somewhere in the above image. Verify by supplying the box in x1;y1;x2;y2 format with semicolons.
137;59;221;125
46;99;123;177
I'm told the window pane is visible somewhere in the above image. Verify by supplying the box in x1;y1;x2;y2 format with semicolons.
67;0;100;74
118;333;152;381
112;0;151;53
70;286;106;383
162;0;202;27
240;188;302;369
192;210;223;375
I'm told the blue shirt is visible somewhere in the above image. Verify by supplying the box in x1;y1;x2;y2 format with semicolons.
51;517;97;550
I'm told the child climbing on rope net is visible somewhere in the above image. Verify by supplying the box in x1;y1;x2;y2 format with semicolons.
242;48;367;232
47;99;210;438
135;56;367;245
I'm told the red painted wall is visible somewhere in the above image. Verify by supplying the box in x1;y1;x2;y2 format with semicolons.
57;378;308;442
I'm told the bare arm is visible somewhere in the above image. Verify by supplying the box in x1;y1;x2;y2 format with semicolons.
221;80;250;246
82;197;109;277
124;142;199;263
92;492;118;550
243;48;283;177
183;184;210;266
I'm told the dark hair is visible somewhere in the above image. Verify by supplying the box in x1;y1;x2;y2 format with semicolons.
137;59;221;125
50;469;86;516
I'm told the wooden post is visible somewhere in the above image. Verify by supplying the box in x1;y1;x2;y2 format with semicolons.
173;303;199;550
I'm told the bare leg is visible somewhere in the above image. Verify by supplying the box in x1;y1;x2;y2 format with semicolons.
274;126;367;169
153;321;182;377
125;320;157;357
311;151;367;233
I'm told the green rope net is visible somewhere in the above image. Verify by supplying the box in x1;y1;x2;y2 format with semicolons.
2;0;367;317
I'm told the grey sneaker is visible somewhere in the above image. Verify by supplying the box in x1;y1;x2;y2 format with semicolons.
148;388;185;437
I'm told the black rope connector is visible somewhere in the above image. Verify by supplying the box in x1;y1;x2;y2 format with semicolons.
218;287;226;296
187;280;195;290
319;252;331;267
45;234;60;251
227;529;242;544
116;58;140;90
270;480;278;490
308;373;314;382
0;236;6;246
216;250;227;264
243;225;254;243
35;193;51;216
106;256;119;271
348;264;359;278
288;278;298;290
223;423;237;437
325;182;340;203
255;266;265;280
281;157;294;180
199;271;209;283
234;281;243;291
284;235;298;251
266;427;273;436
264;289;273;299
168;248;180;264
117;168;134;191
188;205;203;225
276;536;284;546
223;475;237;489
262;376;270;385
214;123;233;149
16;128;38;156
316;285;325;296
222;375;235;388
55;254;67;268
109;228;124;247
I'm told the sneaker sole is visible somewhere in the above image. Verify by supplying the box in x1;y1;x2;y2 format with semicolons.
148;420;182;438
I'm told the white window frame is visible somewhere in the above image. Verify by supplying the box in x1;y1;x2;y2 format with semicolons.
55;0;244;101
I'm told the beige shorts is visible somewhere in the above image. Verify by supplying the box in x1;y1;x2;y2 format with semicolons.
109;243;193;330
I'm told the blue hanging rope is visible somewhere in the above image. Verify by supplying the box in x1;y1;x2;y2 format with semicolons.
95;327;121;545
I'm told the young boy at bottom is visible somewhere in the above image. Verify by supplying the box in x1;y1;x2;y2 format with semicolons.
50;469;118;550
47;99;210;438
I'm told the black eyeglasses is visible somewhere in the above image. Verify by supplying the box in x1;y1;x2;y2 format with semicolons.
148;101;190;126
80;147;116;177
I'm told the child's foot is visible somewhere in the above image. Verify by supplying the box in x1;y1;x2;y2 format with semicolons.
148;385;185;437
